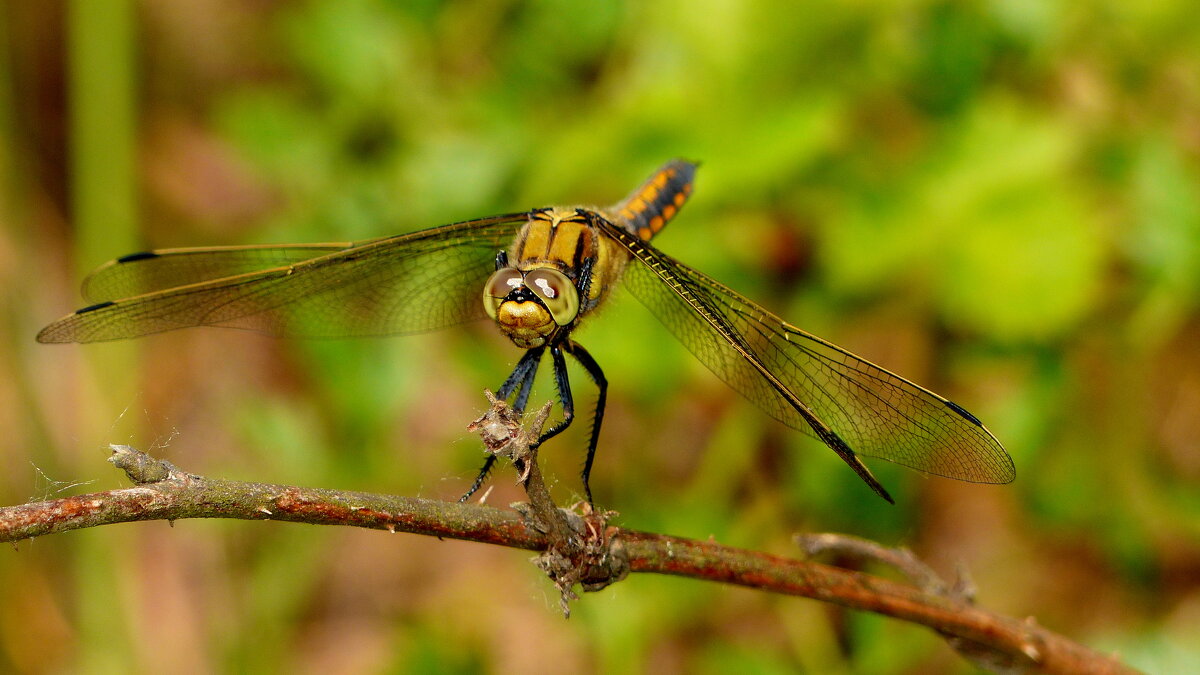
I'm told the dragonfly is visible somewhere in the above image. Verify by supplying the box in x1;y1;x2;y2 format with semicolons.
38;160;1015;504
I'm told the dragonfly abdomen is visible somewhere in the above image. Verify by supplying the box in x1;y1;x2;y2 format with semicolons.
610;159;697;242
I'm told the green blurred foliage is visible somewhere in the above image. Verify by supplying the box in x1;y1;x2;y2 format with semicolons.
3;0;1200;673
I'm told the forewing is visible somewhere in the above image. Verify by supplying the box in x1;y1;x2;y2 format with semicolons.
603;221;1014;484
38;214;529;343
82;244;357;303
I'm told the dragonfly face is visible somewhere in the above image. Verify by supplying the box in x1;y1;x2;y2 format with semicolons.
37;160;1015;505
483;264;579;348
482;207;599;349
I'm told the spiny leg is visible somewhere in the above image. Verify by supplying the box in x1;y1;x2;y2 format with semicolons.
573;252;598;311
460;347;545;502
565;341;607;505
498;346;544;410
459;457;498;503
536;343;577;448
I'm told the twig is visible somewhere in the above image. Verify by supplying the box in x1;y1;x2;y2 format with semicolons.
467;392;627;616
797;532;969;598
621;531;1137;674
3;445;549;549
467;391;572;539
0;441;1139;675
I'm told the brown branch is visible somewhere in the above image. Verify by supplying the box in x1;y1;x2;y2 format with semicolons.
623;531;1137;674
2;445;548;550
0;440;1139;675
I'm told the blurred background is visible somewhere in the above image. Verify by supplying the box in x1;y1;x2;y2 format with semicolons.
2;1;1198;672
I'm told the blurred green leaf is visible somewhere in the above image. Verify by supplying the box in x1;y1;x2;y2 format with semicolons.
820;99;1104;341
1125;137;1200;346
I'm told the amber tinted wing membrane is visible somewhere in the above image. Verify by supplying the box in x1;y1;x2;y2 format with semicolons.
601;220;1015;489
80;243;357;304
38;214;530;343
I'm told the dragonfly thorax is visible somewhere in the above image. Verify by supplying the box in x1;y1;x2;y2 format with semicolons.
483;265;580;349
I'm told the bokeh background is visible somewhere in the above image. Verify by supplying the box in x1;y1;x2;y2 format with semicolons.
2;1;1198;673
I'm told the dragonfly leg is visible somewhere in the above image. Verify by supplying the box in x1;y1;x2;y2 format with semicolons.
574;255;598;311
565;341;606;505
460;347;544;502
491;343;574;499
459;455;497;503
536;344;576;448
498;346;544;411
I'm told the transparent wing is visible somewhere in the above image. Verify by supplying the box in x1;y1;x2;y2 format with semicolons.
81;243;359;303
38;214;529;343
601;220;1014;487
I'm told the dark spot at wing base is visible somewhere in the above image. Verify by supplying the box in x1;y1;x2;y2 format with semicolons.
944;400;983;427
117;251;159;263
76;301;115;314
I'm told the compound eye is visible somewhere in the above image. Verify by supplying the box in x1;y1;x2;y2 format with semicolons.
482;268;524;320
524;268;579;326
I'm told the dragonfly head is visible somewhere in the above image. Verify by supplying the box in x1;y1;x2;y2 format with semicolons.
483;265;580;348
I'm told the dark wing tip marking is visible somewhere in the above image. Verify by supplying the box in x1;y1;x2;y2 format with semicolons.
116;251;159;263
76;301;116;315
944;399;983;427
942;402;1016;484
